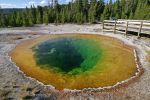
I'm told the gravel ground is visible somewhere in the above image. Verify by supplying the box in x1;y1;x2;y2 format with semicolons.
0;24;150;100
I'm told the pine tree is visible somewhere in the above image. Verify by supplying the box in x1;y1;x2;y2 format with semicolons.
16;12;23;26
31;5;37;24
48;9;55;23
83;0;89;22
0;15;2;27
9;12;17;26
96;0;105;20
76;12;83;24
108;0;113;17
129;11;134;19
74;0;84;23
113;0;121;19
37;6;43;23
120;0;126;19
101;4;110;20
60;9;65;23
22;12;33;27
54;0;60;24
0;15;3;27
134;0;150;20
0;7;2;27
36;12;42;24
88;0;97;23
43;12;49;25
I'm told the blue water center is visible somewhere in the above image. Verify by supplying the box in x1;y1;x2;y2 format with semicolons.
33;37;102;75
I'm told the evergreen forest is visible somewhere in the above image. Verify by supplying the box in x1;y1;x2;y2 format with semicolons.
0;0;149;27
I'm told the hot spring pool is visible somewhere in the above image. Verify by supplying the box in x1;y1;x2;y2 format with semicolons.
10;34;137;90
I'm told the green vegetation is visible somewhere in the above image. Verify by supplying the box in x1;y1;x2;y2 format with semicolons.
0;0;149;27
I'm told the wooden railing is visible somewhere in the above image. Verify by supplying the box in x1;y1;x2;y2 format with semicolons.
102;20;150;37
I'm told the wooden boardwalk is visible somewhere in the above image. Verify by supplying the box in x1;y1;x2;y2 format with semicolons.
102;19;150;37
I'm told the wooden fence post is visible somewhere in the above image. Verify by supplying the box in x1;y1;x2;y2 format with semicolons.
125;21;129;36
114;20;117;34
102;20;105;30
138;21;143;38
